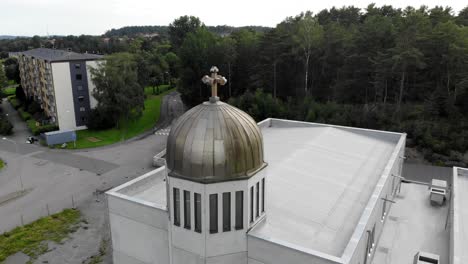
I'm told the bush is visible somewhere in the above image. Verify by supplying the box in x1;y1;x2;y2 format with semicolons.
26;100;42;115
8;97;21;109
18;108;32;121
26;120;58;135
15;85;26;102
87;108;116;130
0;117;13;135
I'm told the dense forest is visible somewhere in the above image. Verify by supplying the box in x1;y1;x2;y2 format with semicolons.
1;5;468;166
173;6;468;167
103;25;271;38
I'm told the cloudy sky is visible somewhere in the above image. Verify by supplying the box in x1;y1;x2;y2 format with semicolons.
1;0;466;36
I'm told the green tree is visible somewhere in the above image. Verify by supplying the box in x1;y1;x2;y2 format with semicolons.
293;12;324;96
169;16;203;50
391;8;427;112
178;27;218;106
4;57;20;83
0;65;7;88
90;53;144;128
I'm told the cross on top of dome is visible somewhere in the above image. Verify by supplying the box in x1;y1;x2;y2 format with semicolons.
201;66;227;103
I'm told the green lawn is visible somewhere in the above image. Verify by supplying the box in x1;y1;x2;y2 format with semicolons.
3;86;16;96
0;209;81;263
68;87;174;149
0;159;4;169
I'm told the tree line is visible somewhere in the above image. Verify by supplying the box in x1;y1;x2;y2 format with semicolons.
173;7;468;166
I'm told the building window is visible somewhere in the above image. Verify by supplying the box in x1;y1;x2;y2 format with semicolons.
184;190;191;229
194;193;201;233
262;178;265;213
250;186;254;223
173;188;180;226
81;117;86;122
74;63;81;69
79;107;85;112
76;74;82;80
223;192;231;232
78;96;84;102
209;194;218;234
256;182;260;218
235;191;243;230
77;85;83;91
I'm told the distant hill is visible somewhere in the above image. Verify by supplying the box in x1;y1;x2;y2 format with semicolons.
104;26;169;38
0;35;22;40
103;25;272;37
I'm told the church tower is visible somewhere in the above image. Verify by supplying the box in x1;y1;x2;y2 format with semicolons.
165;67;268;264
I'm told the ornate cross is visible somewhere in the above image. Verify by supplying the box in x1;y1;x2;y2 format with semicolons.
202;66;227;99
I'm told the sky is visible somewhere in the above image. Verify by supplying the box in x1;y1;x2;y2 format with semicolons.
1;0;467;36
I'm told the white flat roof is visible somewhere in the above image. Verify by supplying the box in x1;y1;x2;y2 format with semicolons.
249;119;403;257
107;167;167;210
373;182;449;264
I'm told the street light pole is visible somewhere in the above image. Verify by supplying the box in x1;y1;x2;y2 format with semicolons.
2;137;24;191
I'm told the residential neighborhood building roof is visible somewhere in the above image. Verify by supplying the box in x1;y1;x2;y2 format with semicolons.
20;48;102;62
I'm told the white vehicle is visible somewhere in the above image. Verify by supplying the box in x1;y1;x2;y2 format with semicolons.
429;179;447;206
413;251;439;264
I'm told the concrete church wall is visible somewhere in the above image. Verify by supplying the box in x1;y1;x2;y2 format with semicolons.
247;236;340;264
168;168;267;264
108;194;169;264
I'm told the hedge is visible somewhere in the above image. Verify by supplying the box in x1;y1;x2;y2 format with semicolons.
8;97;21;109
26;120;58;135
18;108;32;121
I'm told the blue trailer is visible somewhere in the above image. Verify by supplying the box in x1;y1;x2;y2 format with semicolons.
43;129;77;146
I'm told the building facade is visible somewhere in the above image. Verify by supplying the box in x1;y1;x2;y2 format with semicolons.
18;48;102;130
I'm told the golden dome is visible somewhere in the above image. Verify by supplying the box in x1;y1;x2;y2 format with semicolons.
166;99;266;183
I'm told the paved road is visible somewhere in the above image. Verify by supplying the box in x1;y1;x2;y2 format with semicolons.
0;92;185;236
1;98;33;142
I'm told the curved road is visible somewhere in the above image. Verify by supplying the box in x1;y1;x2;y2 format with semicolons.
0;91;184;233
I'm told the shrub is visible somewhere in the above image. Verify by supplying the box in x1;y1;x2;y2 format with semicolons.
26;100;42;115
0;117;13;135
87;108;116;130
18;108;32;121
15;85;26;102
8;97;21;109
27;120;58;135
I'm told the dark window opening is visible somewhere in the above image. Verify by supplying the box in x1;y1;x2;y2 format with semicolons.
235;191;243;230
76;74;82;80
223;192;231;232
184;190;191;229
256;182;260;218
81;117;86;122
194;193;201;233
78;96;84;102
74;63;81;69
173;188;180;226
209;194;218;234
262;178;265;213
250;186;254;223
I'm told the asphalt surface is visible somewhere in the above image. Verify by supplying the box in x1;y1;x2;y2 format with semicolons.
403;162;453;184
0;91;185;263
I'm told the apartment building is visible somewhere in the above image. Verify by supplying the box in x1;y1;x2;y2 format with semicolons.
18;48;102;130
